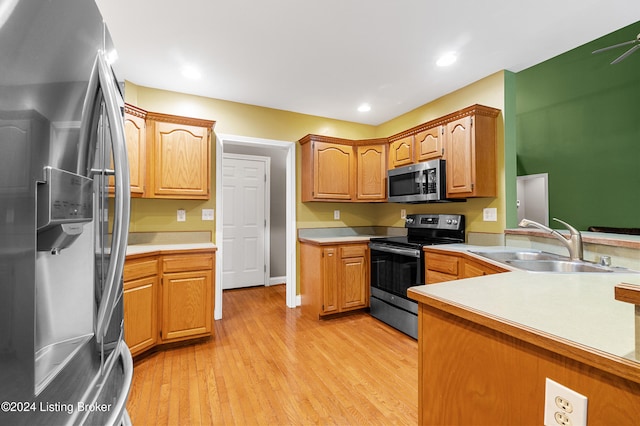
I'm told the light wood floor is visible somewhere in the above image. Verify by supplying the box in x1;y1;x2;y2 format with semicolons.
126;285;418;425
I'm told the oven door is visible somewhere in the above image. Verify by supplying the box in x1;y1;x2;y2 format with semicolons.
369;242;424;300
369;241;423;338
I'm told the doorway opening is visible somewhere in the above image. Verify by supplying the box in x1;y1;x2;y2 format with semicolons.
215;133;297;319
516;173;549;225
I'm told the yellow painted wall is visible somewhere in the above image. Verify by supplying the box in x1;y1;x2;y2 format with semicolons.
125;70;505;238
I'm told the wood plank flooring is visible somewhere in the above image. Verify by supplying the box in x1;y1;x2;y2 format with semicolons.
126;285;418;425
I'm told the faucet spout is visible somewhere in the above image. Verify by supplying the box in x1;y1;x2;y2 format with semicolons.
518;218;583;261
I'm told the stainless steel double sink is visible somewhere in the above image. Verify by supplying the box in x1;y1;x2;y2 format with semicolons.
469;250;637;273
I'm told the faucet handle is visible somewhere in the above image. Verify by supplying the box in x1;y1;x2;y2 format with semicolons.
552;218;581;236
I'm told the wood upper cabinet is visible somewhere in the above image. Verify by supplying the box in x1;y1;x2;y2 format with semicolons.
161;252;214;342
386;105;499;199
415;126;443;162
146;112;214;200
109;104;146;197
300;241;369;319
309;140;354;201
388;135;414;169
356;144;387;201
300;135;387;202
444;109;498;198
123;257;159;357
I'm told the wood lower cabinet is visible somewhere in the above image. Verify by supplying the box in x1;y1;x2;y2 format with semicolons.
300;241;369;318
300;134;387;202
123;257;159;357
425;248;506;284
161;253;214;342
123;248;215;357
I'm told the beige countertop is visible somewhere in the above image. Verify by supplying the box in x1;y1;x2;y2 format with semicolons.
298;235;381;245
410;244;640;365
126;242;216;256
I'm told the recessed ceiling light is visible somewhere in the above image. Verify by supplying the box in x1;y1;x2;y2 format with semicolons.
357;103;371;112
436;52;457;67
181;65;202;80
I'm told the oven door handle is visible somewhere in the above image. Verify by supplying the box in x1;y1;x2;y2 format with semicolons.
369;243;421;258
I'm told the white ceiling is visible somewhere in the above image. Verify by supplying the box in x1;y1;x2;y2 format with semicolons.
95;0;640;125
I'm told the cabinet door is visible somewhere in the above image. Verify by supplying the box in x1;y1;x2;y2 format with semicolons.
389;135;414;168
162;269;213;341
463;259;506;278
340;255;368;310
356;144;386;201
321;247;340;314
415;126;442;162
124;275;157;356
151;121;210;199
445;116;474;196
313;142;354;200
109;107;146;196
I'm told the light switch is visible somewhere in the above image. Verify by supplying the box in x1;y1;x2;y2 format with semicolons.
483;208;497;222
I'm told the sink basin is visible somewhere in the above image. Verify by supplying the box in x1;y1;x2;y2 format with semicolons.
470;250;638;273
505;259;614;273
470;250;566;263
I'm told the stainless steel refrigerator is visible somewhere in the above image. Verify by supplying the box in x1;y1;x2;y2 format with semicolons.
0;0;133;424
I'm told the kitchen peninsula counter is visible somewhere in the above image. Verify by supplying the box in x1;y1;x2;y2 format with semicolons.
408;245;640;424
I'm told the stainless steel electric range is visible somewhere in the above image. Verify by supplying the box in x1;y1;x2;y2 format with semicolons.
368;214;465;338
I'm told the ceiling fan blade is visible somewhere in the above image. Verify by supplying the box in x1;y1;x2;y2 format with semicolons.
592;39;637;54
611;44;640;64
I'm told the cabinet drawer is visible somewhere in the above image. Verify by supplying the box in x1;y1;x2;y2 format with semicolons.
340;245;367;258
426;270;458;284
124;258;158;282
162;254;213;273
426;252;459;275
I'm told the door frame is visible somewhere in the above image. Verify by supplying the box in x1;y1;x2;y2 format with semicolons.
221;152;271;290
215;133;297;320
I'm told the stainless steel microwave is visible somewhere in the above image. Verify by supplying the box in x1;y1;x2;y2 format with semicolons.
387;159;454;203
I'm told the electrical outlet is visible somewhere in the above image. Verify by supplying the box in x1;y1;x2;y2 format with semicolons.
401;209;407;219
544;378;587;426
177;209;186;222
201;208;214;221
333;210;340;220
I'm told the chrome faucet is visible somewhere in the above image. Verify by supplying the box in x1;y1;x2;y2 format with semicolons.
518;218;583;261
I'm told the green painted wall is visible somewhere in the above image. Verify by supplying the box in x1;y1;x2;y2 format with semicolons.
515;21;640;230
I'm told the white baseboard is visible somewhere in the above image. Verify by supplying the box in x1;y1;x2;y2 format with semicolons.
268;276;286;286
296;295;301;306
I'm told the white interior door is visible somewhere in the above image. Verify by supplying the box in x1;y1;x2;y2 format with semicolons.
222;154;269;289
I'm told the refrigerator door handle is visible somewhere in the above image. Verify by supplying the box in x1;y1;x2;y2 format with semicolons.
105;343;134;426
76;341;134;426
80;51;131;346
96;50;130;345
